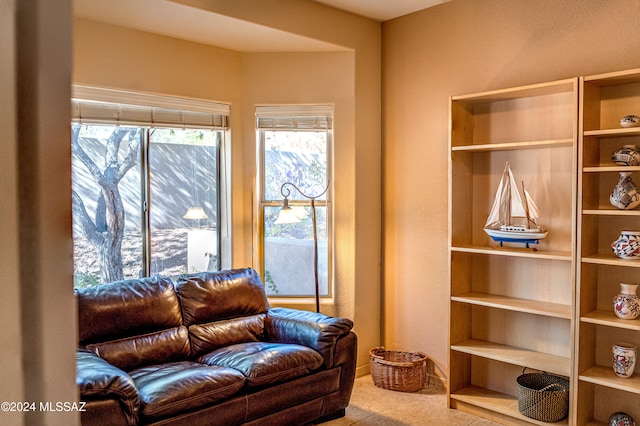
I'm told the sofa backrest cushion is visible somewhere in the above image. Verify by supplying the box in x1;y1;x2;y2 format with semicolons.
189;314;265;357
175;268;269;327
87;326;191;372
77;276;183;345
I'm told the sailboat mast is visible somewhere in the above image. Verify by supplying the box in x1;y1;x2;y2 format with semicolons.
503;163;511;226
522;180;531;229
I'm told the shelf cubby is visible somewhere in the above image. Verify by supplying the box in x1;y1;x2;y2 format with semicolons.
582;69;640;132
575;380;640;425
449;355;570;426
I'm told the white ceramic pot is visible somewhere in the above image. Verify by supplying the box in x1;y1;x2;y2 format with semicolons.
612;231;640;259
612;145;640;166
620;115;640;128
613;283;640;320
609;411;636;426
610;172;640;210
612;342;637;378
609;412;636;426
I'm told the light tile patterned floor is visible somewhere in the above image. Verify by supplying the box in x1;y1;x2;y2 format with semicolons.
323;375;501;426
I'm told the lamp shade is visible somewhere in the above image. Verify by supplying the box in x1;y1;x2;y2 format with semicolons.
183;206;208;220
292;206;309;219
275;208;301;224
274;198;301;224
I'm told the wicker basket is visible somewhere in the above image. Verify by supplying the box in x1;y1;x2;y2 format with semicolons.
516;369;569;422
369;347;427;392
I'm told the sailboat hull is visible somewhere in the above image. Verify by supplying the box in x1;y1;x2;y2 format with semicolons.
484;227;548;247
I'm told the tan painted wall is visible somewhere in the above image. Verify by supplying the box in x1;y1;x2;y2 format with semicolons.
2;0;78;424
73;18;247;266
73;19;242;102
382;0;640;382
240;50;356;319
175;0;382;375
0;2;25;424
73;0;381;374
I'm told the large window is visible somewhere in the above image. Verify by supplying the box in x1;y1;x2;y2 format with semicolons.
256;106;333;298
71;86;229;288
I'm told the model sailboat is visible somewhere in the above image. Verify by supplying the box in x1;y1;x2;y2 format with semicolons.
484;162;548;247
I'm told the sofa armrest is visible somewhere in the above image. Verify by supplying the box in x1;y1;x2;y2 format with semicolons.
320;331;358;417
76;349;140;426
265;307;354;368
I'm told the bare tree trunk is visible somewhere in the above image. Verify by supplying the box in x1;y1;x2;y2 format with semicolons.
98;170;126;282
71;125;139;284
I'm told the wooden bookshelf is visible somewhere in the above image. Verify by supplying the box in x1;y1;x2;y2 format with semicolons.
448;78;578;424
576;68;640;424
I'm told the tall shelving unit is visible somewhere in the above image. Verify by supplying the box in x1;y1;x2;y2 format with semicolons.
448;79;578;425
575;69;640;426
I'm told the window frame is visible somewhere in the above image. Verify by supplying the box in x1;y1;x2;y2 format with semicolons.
255;105;334;302
70;85;231;285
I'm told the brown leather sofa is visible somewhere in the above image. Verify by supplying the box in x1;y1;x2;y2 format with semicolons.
76;268;357;425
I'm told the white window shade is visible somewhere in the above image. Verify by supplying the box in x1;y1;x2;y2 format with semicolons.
256;105;333;130
72;85;229;129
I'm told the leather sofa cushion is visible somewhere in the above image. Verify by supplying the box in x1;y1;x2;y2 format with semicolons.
189;315;265;357
129;361;246;420
77;276;182;345
176;268;269;326
198;342;323;388
87;326;190;372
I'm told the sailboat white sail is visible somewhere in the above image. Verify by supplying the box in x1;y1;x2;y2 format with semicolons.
484;162;548;247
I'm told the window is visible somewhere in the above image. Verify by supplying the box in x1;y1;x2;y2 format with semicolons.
256;105;333;298
71;86;229;288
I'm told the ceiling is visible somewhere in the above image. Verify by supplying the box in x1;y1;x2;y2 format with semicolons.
313;0;448;21
73;0;448;52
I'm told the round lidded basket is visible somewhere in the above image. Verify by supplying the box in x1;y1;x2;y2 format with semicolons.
369;346;427;392
516;369;569;422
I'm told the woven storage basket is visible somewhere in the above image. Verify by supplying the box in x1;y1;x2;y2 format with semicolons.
516;369;569;422
369;347;427;392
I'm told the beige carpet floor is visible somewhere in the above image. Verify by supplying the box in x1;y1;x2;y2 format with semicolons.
322;375;501;426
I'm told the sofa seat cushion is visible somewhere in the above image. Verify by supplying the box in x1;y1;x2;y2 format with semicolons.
198;342;324;388
129;361;245;420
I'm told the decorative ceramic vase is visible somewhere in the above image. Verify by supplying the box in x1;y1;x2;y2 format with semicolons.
609;412;636;426
613;283;640;319
612;145;640;166
610;172;640;210
612;342;637;378
612;231;640;259
620;115;640;128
